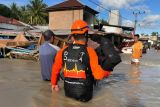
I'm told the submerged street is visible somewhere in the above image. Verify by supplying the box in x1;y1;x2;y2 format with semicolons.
0;49;160;107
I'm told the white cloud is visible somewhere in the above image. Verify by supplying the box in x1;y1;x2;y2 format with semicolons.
139;14;160;29
128;5;151;13
1;0;29;6
98;0;149;12
99;0;143;9
122;15;160;29
122;20;134;27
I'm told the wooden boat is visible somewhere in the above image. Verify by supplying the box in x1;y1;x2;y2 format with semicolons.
0;32;37;48
0;32;38;58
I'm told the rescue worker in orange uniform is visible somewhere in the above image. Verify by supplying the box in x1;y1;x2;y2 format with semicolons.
51;20;111;102
131;34;143;65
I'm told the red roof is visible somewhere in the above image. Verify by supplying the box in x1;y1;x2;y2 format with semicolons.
0;15;23;26
47;0;98;14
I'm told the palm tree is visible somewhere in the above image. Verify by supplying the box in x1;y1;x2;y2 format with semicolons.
27;0;48;25
19;6;30;23
10;3;20;20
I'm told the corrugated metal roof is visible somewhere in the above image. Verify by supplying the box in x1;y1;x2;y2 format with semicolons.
0;15;23;26
28;29;133;39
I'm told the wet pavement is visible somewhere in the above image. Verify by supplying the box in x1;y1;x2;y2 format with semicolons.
0;49;160;107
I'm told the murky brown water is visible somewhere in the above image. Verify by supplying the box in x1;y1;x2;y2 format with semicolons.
0;49;160;107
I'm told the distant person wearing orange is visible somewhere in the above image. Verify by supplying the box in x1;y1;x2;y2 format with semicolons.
131;34;143;65
51;20;110;102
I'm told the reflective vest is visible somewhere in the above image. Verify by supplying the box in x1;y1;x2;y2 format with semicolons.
63;44;90;78
62;44;93;101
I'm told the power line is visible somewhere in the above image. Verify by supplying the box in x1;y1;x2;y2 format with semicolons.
133;11;145;34
86;0;132;21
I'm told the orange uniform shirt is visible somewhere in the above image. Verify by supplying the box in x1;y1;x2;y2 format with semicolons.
51;43;110;85
132;41;143;59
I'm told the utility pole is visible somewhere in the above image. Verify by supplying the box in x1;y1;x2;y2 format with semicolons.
133;11;145;34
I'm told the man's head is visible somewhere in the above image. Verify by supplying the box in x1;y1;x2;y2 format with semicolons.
42;30;55;42
70;20;89;43
134;34;139;42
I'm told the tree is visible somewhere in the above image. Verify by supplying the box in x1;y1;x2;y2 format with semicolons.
151;32;158;36
141;33;145;36
27;0;48;25
10;3;20;20
101;19;108;25
19;6;30;23
0;0;48;25
0;4;12;17
94;17;108;25
145;34;149;37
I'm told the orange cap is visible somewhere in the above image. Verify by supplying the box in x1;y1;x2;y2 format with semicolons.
71;20;89;35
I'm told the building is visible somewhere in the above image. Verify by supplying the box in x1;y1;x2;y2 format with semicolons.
0;15;37;40
108;10;121;26
103;10;123;34
149;36;158;45
100;9;134;46
0;15;26;30
46;0;98;30
45;1;134;49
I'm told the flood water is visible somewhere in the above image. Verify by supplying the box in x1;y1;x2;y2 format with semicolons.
0;49;160;107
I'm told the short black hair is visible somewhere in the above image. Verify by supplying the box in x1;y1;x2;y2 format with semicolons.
42;30;55;41
72;34;86;41
71;31;89;40
134;34;140;38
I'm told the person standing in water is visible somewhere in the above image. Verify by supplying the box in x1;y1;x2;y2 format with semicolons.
51;20;110;102
131;34;143;65
39;30;60;81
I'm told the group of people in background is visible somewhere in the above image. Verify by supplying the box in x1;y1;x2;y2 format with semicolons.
39;20;143;102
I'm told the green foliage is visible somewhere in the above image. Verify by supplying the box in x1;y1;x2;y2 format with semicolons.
27;0;48;25
141;33;149;37
10;3;21;19
101;19;108;25
151;32;158;36
0;4;12;17
94;17;108;25
19;6;29;23
1;0;48;25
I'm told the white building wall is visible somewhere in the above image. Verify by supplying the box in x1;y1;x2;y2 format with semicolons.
108;10;121;26
102;26;123;33
84;11;95;30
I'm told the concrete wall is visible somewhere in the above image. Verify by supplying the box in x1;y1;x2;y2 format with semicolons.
102;26;123;33
150;36;158;41
108;10;121;26
84;10;95;29
49;9;83;30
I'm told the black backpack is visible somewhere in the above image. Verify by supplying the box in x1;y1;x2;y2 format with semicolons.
95;37;121;71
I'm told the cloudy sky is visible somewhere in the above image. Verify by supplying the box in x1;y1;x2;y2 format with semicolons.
1;0;160;34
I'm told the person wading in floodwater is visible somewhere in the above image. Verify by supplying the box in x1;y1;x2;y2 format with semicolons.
131;34;143;65
39;30;60;81
51;20;111;102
